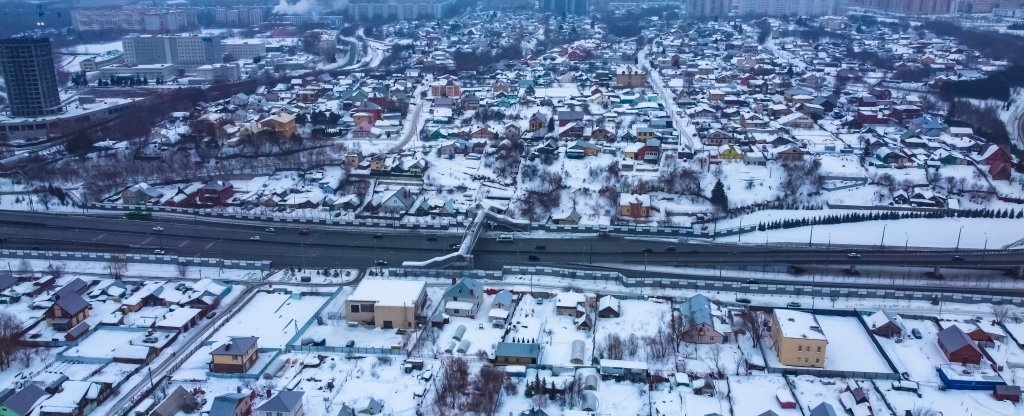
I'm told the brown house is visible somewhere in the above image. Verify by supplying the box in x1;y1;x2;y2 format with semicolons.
210;336;260;374
937;326;983;365
46;292;90;331
494;342;540;365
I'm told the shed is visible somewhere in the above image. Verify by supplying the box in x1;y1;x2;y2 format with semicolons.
995;385;1021;403
597;296;620;318
456;339;472;354
583;373;599;390
570;340;586;365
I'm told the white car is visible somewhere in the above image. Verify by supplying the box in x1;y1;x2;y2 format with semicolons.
152;226;164;231
250;236;261;241
153;249;166;255
265;227;276;233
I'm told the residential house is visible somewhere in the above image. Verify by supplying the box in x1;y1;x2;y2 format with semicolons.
679;294;725;344
198;181;235;207
0;384;47;416
345;279;427;329
618;194;651;219
615;65;646;87
209;336;260;374
260;112;297;138
46;292;90;331
808;403;838;416
550;207;582;225
975;144;1013;181
494;342;541;365
937;326;983;365
719;145;744;161
770;310;827;368
254;391;304;416
209;392;252;416
864;310;905;338
442;278;483;318
777;112;815;129
555;292;586;316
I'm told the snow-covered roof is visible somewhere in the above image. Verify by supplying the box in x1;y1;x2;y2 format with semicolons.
349;279;426;307
773;309;826;341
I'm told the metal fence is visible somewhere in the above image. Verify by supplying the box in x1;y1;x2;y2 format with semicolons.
0;248;271;271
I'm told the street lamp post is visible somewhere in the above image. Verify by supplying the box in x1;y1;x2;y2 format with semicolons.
880;224;887;249
956;225;964;252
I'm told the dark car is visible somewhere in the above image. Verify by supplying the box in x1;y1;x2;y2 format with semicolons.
298;228;310;235
641;248;654;254
665;246;676;252
951;255;965;262
426;237;437;242
528;255;540;262
736;298;752;304
534;245;546;251
374;259;388;266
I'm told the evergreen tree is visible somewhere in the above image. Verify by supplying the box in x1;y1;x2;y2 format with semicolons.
710;180;728;211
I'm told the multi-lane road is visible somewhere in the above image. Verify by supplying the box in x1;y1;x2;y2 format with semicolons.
2;210;1022;273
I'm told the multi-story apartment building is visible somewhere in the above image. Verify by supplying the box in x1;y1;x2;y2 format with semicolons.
72;6;197;32
347;0;455;20
0;37;63;118
738;0;845;15
122;34;224;71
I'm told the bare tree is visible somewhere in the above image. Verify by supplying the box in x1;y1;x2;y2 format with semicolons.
992;304;1012;324
0;311;24;371
601;333;625;360
108;255;128;279
739;308;767;347
466;365;505;415
45;263;65;280
625;334;640;358
702;344;725;378
177;262;190;278
434;357;470;415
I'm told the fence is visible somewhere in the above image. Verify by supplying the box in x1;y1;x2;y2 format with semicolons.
285;344;408;356
0;248;271;271
389;265;1024;306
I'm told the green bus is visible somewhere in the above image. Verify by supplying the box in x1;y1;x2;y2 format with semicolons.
124;210;153;220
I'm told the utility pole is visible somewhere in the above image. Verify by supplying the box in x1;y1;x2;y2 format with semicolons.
808;225;814;247
879;224;887;249
955;225;964;252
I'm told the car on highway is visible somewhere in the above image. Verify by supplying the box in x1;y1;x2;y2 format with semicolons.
250;236;261;241
736;298;751;304
152;226;164;231
497;235;514;242
534;245;546;251
426;237;437;242
665;246;676;252
265;227;276;233
745;279;760;285
450;244;461;250
641;248;653;254
847;252;861;259
951;255;964;262
528;255;540;262
373;234;384;239
298;228;310;235
374;260;388;266
787;302;802;308
153;249;166;255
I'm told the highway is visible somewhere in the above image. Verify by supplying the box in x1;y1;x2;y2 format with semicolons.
2;210;1022;274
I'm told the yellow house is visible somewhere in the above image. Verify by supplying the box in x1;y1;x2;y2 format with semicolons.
345;279;427;329
260;112;297;137
210;336;259;373
719;145;744;161
770;310;827;368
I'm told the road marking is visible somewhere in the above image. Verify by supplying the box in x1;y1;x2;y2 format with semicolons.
141;237;153;245
177;240;189;248
93;233;107;241
203;241;216;250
